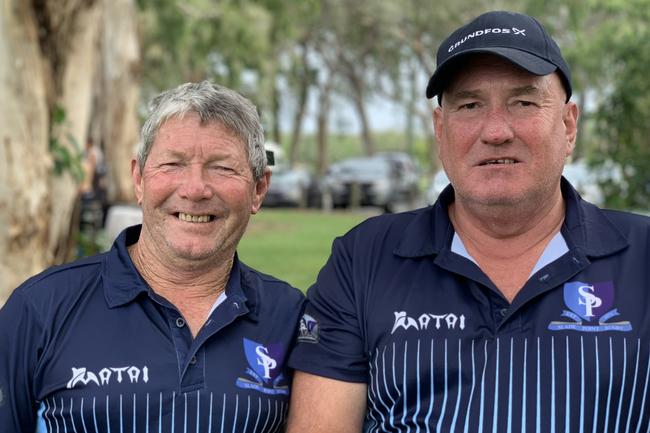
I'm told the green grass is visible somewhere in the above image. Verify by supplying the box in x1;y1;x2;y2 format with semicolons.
238;208;377;292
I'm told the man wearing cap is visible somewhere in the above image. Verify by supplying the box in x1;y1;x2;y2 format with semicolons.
286;10;650;433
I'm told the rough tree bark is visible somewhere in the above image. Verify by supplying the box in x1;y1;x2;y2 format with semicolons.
99;0;139;203
0;0;140;306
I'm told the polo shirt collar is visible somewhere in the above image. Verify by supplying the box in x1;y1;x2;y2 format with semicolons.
104;225;260;320
394;177;628;259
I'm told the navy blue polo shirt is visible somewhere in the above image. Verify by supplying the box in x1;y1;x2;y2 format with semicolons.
289;179;650;432
0;225;305;433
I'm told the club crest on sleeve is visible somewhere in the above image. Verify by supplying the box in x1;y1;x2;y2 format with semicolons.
235;338;289;395
548;281;632;332
297;313;320;343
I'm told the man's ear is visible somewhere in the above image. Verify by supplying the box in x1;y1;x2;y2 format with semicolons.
132;159;143;205
251;167;271;214
564;101;579;157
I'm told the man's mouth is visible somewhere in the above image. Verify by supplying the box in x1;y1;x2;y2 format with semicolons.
176;212;214;223
479;159;517;166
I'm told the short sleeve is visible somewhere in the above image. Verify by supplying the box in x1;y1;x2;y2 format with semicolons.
0;288;41;432
288;236;368;383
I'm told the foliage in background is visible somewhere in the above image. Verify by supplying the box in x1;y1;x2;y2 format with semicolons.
135;0;650;209
49;105;85;183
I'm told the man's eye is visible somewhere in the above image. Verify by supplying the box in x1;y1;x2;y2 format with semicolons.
459;102;479;110
516;100;536;107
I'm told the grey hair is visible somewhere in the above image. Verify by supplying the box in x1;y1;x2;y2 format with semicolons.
137;81;267;180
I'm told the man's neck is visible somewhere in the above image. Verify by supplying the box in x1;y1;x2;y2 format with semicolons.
127;239;234;336
449;191;566;301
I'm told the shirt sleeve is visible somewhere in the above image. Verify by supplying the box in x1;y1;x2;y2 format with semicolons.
288;235;368;383
0;288;41;432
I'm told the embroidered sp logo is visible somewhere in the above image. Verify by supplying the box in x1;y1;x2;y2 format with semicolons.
565;281;612;321
235;338;289;395
548;281;632;332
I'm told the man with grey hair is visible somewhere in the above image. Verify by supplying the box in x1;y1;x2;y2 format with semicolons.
0;81;305;432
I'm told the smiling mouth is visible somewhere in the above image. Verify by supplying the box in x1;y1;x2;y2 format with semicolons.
176;212;215;223
479;159;517;166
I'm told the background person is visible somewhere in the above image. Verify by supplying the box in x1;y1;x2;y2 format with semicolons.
0;81;305;432
287;11;650;433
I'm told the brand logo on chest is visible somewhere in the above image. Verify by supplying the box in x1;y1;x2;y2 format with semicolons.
391;311;466;334
66;366;149;389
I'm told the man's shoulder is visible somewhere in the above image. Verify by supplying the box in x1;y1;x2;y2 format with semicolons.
11;253;106;306
346;206;430;238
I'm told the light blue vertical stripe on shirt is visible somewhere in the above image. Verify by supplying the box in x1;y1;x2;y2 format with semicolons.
507;338;514;433
208;393;214;433
633;345;650;433
220;394;226;433
371;348;389;428
605;338;614;431
624;339;641;433
424;339;435;433
105;395;111;433
381;346;397;431
231;394;240;433
401;340;410;432
62;397;68;433
158;393;163;433
93;397;99;433
171;392;176;433
592;337;600;433
70;397;78;433
242;395;251;433
478;340;489;433
413;339;422;433
491;338;500;433
579;337;585;433
536;338;541;433
521;338;528;433
463;339;476;433
119;394;123;433
551;336;556;433
145;393;149;433
196;391;201;433
81;398;89;433
53;396;59;433
614;338;628;433
252;397;262;433
436;339;449;433
183;392;187;433
35;401;48;433
260;398;272;433
565;337;571;433
392;342;401;429
450;338;463;433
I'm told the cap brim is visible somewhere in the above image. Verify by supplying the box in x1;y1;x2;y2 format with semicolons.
426;47;558;99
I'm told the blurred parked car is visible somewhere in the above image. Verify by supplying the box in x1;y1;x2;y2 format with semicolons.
426;170;450;205
562;161;605;206
374;151;421;202
264;166;320;208
321;156;417;212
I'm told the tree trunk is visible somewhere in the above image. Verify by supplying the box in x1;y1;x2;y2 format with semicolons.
288;55;311;168
316;77;334;176
0;0;52;304
348;70;375;156
99;0;139;203
0;0;140;306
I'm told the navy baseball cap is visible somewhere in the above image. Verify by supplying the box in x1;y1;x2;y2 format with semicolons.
426;11;572;102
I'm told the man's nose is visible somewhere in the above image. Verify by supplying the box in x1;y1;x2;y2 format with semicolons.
480;107;514;145
179;165;214;200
